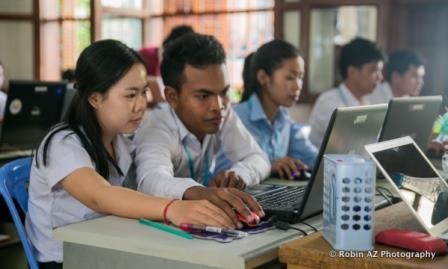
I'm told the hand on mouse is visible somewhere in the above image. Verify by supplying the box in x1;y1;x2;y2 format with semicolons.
271;157;308;180
236;211;260;227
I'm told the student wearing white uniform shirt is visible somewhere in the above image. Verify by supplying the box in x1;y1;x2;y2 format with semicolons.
309;37;385;148
134;33;268;228
367;49;425;104
25;40;234;269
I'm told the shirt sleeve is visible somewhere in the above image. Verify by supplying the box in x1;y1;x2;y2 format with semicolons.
36;132;95;189
134;119;202;199
309;93;338;149
287;123;318;168
219;108;270;185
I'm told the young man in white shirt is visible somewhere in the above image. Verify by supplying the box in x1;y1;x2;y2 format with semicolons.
134;33;269;227
367;50;425;104
309;37;385;148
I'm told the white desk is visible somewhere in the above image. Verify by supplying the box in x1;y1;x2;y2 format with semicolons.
54;214;321;269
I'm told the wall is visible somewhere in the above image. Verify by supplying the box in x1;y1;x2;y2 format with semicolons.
0;0;34;82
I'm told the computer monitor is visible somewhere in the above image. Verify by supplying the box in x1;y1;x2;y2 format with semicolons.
1;80;67;149
379;96;442;149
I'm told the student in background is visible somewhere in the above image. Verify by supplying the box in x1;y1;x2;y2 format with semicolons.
139;25;195;108
134;33;268;228
0;61;7;121
26;40;234;268
309;37;385;148
367;49;425;104
215;40;317;180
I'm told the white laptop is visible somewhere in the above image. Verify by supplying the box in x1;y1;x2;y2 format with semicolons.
365;136;448;239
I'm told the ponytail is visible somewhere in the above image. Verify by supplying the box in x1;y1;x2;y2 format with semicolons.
240;39;300;103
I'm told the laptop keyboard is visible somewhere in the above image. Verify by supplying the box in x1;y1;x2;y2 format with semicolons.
256;186;306;211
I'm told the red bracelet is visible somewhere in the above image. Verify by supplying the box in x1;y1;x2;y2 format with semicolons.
163;199;178;224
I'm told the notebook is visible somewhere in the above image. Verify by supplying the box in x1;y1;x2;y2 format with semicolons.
247;104;388;223
365;136;448;239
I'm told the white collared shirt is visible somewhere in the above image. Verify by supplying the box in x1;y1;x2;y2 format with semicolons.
133;106;270;199
309;83;370;149
25;130;134;263
366;82;394;104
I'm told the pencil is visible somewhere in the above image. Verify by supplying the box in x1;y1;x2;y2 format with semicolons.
138;218;193;240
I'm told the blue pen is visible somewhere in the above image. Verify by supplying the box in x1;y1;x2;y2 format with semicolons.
139;218;193;240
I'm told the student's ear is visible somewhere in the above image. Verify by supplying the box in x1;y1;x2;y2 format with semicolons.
88;92;103;109
256;69;270;88
164;86;179;109
347;66;359;80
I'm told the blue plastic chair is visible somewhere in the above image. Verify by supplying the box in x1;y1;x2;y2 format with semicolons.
0;157;38;269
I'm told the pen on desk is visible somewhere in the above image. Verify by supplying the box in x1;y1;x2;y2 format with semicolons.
179;223;248;237
139;218;193;240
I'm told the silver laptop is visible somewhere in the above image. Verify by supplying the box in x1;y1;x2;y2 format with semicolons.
250;104;388;223
379;96;442;149
365;136;448;239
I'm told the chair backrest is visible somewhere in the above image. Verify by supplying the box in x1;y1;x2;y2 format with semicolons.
0;157;38;269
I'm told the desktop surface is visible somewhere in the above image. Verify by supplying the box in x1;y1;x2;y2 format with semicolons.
279;202;447;269
54;214;320;269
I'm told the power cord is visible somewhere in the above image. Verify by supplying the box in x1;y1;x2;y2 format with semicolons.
376;187;393;205
376;186;395;200
299;221;318;232
269;216;308;235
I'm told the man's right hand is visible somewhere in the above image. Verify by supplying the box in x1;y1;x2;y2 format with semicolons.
183;186;264;228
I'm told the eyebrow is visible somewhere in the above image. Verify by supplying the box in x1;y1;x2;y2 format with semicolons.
194;85;230;94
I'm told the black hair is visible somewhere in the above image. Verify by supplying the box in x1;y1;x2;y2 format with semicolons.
339;37;385;80
242;52;255;96
36;39;144;179
162;25;194;47
61;69;75;82
385;50;424;82
241;39;300;102
161;32;226;92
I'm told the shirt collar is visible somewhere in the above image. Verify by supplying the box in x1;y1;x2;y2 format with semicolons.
248;93;289;124
340;83;370;106
170;108;210;147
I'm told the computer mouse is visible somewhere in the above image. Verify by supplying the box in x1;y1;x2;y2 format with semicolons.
292;169;312;181
237;211;260;227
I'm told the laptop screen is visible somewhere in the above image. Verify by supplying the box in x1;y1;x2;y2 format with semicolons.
379;96;442;149
1;80;67;149
371;141;448;229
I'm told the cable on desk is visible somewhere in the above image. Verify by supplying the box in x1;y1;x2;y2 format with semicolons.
299;221;318;232
269;216;308;236
377;186;395;198
376;187;393;205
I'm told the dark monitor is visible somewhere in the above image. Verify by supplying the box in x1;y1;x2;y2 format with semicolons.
379;96;442;149
1;80;67;149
